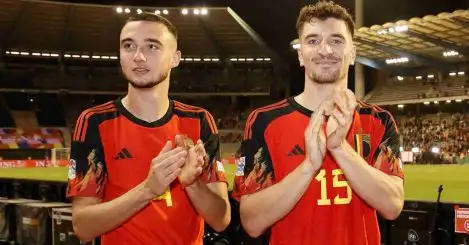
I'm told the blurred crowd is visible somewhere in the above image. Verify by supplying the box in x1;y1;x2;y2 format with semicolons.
398;113;469;164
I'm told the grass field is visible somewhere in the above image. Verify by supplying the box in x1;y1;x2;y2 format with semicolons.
0;164;468;204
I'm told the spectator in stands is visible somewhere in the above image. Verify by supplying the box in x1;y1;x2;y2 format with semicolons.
232;2;404;245
67;13;229;245
398;112;468;164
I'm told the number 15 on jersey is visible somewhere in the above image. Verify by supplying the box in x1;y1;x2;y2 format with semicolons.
315;169;352;206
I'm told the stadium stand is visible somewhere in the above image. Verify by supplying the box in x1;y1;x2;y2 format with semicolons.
368;73;469;104
397;112;469;164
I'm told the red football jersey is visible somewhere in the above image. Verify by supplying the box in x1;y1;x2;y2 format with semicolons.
232;97;404;245
67;99;226;245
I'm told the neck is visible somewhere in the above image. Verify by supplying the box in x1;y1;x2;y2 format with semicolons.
295;75;347;112
122;80;170;123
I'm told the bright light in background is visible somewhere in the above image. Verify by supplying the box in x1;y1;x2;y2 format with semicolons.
193;9;200;15
416;76;422;80
458;71;465;76
443;50;459;57
398;104;404;109
201;8;208;15
449;72;457;76
116;7;123;13
424;101;430;105
399;147;404;152
137;9;142;14
377;25;408;35
162;9;168;15
446;100;451;103
412;147;420;153
386;57;409;64
124;8;130;14
428;74;434;79
182;9;188;15
395;25;408;32
456;99;463;102
397;76;404;81
155;10;161;15
434;101;439;104
290;38;300;50
431;147;440;154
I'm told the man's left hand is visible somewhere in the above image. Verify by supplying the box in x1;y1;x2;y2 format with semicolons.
177;136;206;187
326;89;357;150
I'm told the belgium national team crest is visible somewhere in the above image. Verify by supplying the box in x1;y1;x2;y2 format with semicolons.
354;134;371;159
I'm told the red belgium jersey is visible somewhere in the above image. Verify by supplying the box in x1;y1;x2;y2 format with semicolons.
232;97;404;245
67;99;226;245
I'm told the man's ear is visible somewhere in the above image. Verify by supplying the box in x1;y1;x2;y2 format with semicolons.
298;48;304;67
172;50;181;68
350;43;356;66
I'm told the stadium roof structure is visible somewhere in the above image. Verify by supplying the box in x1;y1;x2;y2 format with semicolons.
291;9;469;75
0;0;283;68
355;9;469;74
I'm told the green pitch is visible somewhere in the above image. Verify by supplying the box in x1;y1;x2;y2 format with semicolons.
402;164;469;204
0;164;468;204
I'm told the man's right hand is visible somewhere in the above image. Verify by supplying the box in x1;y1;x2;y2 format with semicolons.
304;104;327;172
144;141;187;196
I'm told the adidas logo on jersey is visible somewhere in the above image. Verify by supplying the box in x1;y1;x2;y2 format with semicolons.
114;148;133;160
288;144;305;157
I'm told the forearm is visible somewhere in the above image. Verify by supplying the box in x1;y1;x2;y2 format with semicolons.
330;143;404;219
240;161;316;237
185;180;230;232
72;183;154;242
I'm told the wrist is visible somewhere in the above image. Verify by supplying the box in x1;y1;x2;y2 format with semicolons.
185;178;203;191
300;160;318;176
138;182;157;202
329;141;349;155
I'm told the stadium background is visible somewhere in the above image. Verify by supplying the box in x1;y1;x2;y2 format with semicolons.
0;0;468;244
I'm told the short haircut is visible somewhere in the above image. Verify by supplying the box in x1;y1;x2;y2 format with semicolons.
296;1;355;37
125;12;178;40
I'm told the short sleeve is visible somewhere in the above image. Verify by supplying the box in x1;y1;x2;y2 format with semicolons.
199;111;227;184
66;111;108;200
231;112;274;201
371;112;404;179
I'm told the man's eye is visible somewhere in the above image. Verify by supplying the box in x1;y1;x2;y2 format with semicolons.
123;43;134;49
331;39;343;44
148;44;159;50
308;39;320;45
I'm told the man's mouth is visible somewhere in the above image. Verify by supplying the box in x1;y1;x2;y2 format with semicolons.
315;60;339;65
133;67;149;72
